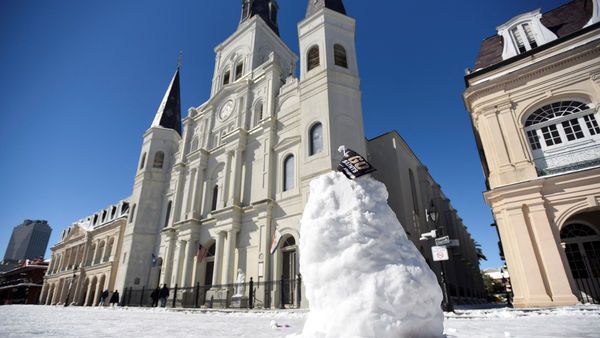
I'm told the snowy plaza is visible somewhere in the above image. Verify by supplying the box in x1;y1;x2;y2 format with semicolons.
1;305;599;338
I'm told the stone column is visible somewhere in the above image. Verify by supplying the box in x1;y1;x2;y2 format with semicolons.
496;102;530;164
109;238;117;261
101;237;109;263
46;285;53;305
160;233;176;286
52;280;62;305
172;240;186;286
181;239;196;287
91;241;99;265
496;206;552;307
172;167;187;223
190;166;206;219
39;283;48;305
222;151;233;207
221;230;238;285
184;169;196;217
524;202;578;305
84;282;93;306
93;279;102;306
212;232;225;286
73;246;80;268
228;148;243;207
59;279;68;303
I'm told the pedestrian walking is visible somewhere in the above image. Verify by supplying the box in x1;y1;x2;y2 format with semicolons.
109;290;120;307
150;288;159;307
159;284;169;308
98;289;109;306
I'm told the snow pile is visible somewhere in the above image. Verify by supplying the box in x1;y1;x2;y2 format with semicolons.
296;172;444;338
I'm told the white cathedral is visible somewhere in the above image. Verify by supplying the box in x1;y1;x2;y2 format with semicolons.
42;0;485;309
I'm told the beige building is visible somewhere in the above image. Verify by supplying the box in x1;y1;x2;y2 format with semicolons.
464;0;600;307
40;200;129;306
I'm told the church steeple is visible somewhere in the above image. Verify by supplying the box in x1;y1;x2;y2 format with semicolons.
306;0;346;18
240;0;279;35
151;68;181;135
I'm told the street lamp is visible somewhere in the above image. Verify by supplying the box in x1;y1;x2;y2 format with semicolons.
425;202;454;312
64;266;78;307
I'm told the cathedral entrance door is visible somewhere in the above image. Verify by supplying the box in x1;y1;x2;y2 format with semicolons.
281;236;297;306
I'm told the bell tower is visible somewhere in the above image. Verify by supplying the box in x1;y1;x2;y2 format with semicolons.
298;0;366;178
114;68;182;292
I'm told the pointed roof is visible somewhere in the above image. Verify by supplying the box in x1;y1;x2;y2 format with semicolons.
306;0;346;18
151;68;182;135
240;0;280;35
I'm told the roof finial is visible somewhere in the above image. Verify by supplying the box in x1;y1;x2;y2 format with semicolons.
177;50;183;70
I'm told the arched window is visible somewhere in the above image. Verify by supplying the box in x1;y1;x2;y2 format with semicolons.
211;185;219;211
164;201;172;228
223;70;231;86
235;62;244;81
334;44;348;68
101;210;107;223
307;46;320;72
129;204;136;224
409;169;419;215
524;101;599;174
283;155;295;191
139;153;147;170
561;223;598;239
153;151;165;168
110;206;117;219
309;122;323;156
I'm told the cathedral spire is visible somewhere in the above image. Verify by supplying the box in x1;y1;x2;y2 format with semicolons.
306;0;346;18
240;0;279;35
151;68;181;135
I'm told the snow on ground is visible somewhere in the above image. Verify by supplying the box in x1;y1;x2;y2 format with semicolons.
296;172;443;337
1;305;599;338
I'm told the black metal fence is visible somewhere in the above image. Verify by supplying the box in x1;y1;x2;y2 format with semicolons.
120;274;302;309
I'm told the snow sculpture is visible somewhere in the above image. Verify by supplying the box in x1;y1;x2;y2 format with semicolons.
234;268;246;297
295;172;444;338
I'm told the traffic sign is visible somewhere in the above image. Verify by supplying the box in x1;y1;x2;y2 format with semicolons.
432;246;449;261
435;236;450;246
447;239;460;247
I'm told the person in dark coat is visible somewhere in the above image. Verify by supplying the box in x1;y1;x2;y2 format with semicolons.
150;288;159;307
109;290;120;307
98;289;109;306
159;284;169;308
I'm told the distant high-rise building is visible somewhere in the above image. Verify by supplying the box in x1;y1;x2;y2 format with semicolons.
4;220;52;261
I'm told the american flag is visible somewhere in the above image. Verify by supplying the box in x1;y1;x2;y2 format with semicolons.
196;243;208;263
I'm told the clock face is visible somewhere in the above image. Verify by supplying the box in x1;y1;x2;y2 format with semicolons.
219;100;234;121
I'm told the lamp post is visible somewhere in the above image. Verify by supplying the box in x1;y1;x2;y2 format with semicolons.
426;202;454;312
64;266;78;307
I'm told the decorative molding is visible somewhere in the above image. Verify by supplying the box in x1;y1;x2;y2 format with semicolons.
465;44;600;104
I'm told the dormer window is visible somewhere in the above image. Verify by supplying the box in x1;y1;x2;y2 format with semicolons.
497;9;557;60
511;23;537;53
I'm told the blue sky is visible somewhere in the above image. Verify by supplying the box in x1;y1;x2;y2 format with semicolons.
0;0;568;269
